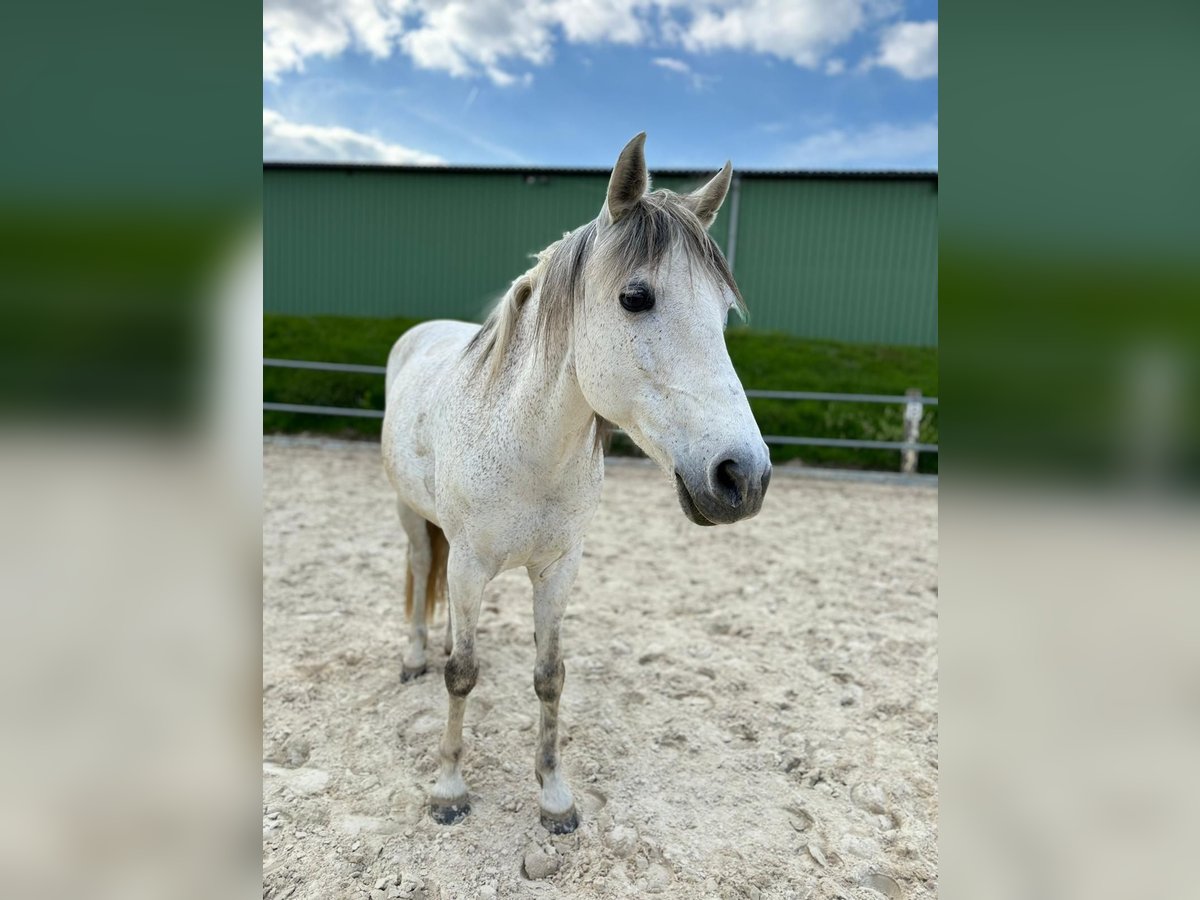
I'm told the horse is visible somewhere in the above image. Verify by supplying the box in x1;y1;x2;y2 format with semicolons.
381;133;771;834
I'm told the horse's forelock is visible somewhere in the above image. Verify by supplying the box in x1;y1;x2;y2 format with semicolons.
468;190;743;386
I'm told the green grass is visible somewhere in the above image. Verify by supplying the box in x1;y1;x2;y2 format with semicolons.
264;314;938;473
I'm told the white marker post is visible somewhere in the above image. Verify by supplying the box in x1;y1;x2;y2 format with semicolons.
901;389;924;474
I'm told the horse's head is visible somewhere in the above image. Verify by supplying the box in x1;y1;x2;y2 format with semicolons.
574;133;771;526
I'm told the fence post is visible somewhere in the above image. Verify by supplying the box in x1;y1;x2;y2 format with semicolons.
901;389;923;473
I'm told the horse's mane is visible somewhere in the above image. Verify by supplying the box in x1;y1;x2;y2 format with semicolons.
466;189;745;386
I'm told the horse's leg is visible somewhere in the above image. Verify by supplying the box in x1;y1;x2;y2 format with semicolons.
529;545;583;834
442;605;453;655
430;545;488;825
398;502;431;681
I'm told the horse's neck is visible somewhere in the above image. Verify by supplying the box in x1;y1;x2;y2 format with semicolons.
493;299;596;468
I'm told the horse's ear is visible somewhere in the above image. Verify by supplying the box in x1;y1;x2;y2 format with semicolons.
603;132;648;224
684;161;732;229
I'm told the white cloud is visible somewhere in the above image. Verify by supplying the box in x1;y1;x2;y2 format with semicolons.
548;0;648;44
263;109;446;164
652;56;691;75
400;2;555;85
825;57;846;75
871;20;937;79
651;55;716;90
784;119;937;169
265;0;649;86
676;0;896;69
263;0;407;81
264;0;922;85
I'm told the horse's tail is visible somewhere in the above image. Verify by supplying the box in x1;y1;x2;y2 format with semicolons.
405;520;450;621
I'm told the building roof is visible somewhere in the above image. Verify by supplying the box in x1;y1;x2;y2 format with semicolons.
263;161;937;182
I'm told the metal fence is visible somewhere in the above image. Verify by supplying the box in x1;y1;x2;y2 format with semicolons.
263;358;938;469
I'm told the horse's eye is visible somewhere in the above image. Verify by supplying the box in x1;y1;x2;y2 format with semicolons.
619;286;655;313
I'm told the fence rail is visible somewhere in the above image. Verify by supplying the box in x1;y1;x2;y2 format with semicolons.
264;358;389;375
746;388;937;406
263;401;385;419
263;358;938;465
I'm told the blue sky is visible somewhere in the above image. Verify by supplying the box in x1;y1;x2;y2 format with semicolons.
264;1;937;171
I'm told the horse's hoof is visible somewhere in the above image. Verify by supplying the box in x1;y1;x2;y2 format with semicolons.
430;799;470;825
400;664;427;683
540;806;580;835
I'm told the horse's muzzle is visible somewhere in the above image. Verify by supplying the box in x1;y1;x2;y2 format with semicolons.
674;450;771;526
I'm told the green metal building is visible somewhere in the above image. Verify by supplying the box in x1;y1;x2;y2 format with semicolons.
264;163;937;346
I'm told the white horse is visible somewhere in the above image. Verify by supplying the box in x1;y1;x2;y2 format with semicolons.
382;133;771;833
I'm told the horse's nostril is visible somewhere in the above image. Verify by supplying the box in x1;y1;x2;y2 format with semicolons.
713;458;746;507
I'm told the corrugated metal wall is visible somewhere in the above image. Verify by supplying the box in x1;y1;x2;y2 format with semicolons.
733;178;937;345
264;166;935;346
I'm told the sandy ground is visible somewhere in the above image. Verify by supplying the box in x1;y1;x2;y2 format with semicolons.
263;440;938;900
